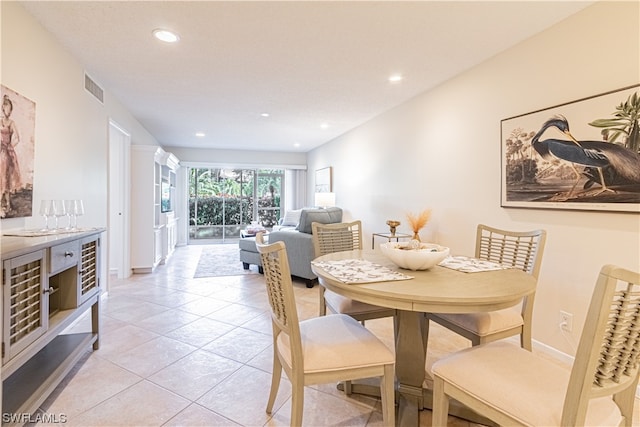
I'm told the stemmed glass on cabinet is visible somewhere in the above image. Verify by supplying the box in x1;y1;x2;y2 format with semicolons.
52;200;66;230
71;200;84;230
63;200;75;230
39;200;54;231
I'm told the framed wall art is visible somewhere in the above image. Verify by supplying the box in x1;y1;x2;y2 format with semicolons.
1;85;36;219
501;84;640;213
315;166;332;193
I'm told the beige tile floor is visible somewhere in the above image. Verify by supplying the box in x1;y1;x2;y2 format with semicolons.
36;243;639;426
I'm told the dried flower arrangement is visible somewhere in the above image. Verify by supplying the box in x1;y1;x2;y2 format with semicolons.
406;209;432;241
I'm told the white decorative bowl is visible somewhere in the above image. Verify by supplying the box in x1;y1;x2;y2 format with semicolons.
380;241;450;270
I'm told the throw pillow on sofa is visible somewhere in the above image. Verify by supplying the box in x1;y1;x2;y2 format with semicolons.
296;207;343;234
281;209;302;227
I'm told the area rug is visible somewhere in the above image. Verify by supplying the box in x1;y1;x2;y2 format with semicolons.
194;244;260;278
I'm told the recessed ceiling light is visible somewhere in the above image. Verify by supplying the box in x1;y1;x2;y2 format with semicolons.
293;142;301;148
320;123;329;129
261;113;270;117
195;132;205;137
388;74;403;83
153;29;180;43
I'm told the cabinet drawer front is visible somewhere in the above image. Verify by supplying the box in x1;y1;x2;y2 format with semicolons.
49;241;80;273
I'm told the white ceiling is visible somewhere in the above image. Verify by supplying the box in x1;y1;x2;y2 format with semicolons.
20;1;593;152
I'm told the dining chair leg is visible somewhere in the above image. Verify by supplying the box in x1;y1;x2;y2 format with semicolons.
343;380;353;395
267;353;282;414
432;376;449;427
291;379;305;427
521;325;532;351
381;364;396;427
614;376;639;427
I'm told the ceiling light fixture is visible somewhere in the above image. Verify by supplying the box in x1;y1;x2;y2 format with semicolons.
261;113;270;117
388;74;403;83
320;123;329;129
195;132;205;137
153;29;180;43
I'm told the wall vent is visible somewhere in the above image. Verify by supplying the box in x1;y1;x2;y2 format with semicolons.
84;73;104;104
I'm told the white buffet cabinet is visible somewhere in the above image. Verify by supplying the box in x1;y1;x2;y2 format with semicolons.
0;229;103;424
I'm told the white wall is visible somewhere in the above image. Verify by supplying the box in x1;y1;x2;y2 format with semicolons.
1;2;161;289
307;1;640;355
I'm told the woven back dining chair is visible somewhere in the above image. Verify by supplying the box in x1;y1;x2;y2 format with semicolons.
432;265;640;426
311;220;396;321
255;232;396;427
425;224;546;350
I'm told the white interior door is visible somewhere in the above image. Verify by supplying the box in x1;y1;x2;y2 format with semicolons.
108;120;131;279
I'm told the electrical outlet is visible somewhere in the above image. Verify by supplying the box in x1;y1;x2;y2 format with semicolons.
559;310;573;332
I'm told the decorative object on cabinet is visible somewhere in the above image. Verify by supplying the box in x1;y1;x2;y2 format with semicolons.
0;85;36;220
501;84;640;213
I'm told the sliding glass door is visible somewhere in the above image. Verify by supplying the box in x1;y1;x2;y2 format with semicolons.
188;167;283;242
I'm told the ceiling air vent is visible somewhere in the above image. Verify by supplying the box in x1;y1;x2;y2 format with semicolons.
84;73;104;104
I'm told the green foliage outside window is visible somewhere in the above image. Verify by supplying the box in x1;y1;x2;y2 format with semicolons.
188;167;283;232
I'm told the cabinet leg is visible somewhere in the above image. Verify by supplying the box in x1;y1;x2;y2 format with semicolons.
242;262;250;270
92;299;100;350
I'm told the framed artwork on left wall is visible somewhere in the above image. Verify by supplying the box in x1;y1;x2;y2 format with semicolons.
1;85;35;219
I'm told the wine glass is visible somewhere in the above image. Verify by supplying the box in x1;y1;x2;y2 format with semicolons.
39;200;53;231
52;200;66;230
72;200;84;229
64;200;74;230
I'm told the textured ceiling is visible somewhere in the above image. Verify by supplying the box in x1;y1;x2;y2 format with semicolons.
20;1;593;152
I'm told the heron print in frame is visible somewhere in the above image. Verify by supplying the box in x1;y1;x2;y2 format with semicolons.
501;84;640;213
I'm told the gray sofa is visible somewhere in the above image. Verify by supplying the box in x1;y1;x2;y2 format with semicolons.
239;207;343;287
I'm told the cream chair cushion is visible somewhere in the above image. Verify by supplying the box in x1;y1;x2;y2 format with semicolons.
277;314;394;374
433;307;523;336
432;341;622;426
323;290;391;317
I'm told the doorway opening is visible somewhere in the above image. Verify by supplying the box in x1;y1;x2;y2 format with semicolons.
188;167;283;243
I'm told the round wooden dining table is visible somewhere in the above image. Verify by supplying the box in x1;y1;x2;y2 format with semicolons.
311;249;536;427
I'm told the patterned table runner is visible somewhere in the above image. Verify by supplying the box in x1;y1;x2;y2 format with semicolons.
439;256;509;273
312;259;413;284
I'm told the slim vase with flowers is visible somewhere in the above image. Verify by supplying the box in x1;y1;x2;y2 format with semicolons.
406;209;431;242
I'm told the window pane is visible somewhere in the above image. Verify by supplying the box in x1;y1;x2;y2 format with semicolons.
188;167;284;242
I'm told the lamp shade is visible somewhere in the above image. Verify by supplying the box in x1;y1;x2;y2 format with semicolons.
314;192;336;208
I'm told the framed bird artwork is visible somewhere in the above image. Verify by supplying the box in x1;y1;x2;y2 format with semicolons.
501;84;640;213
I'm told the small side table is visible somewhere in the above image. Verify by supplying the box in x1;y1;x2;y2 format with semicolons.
371;232;412;249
